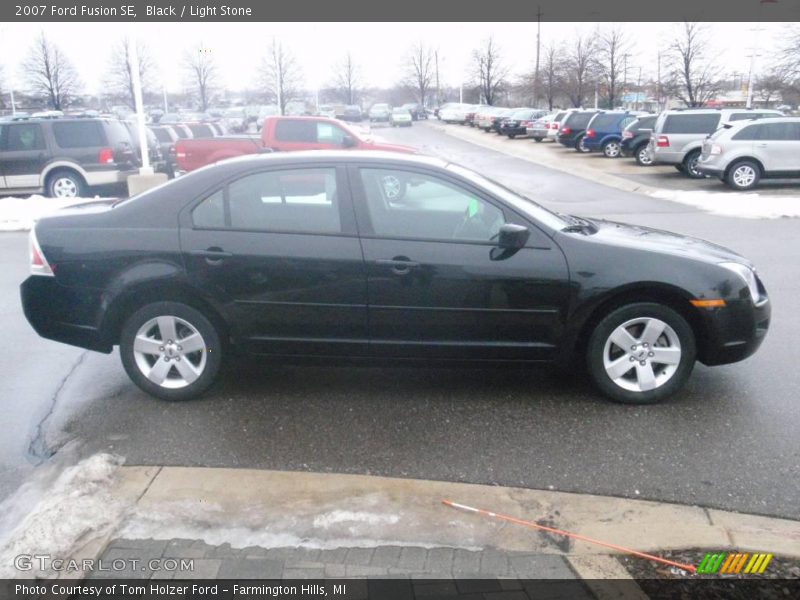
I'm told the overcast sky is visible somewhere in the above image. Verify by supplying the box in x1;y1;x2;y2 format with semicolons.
0;22;793;95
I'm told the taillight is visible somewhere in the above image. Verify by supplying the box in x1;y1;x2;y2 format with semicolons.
29;229;55;277
521;121;531;127
550;123;559;129
97;147;115;164
709;144;722;156
622;131;633;139
586;129;595;138
657;135;670;147
561;127;571;135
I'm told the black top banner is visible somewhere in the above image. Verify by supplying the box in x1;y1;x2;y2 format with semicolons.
2;0;800;22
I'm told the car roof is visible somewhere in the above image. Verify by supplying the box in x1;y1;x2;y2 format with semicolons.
220;150;447;169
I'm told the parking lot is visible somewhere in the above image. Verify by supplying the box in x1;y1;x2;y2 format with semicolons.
1;122;798;522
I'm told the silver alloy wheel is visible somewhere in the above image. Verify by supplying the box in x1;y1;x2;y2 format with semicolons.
637;146;653;165
602;317;681;393
687;155;703;177
381;175;402;199
52;177;79;198
132;315;207;389
732;164;757;188
604;141;621;158
578;136;589;152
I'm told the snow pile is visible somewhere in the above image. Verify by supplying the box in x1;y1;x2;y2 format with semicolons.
0;195;105;231
649;188;800;219
313;510;401;529
0;453;126;578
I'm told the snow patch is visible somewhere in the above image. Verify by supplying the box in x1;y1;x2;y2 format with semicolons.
0;195;108;231
313;510;401;529
649;188;800;219
0;453;126;578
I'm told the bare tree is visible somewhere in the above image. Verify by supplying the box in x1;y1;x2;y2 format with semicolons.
261;39;303;115
755;71;786;107
665;22;722;107
106;38;153;109
780;26;800;88
22;32;81;110
471;37;509;105
597;27;629;109
331;52;360;105
183;43;217;111
563;33;597;107
402;42;435;108
540;43;564;111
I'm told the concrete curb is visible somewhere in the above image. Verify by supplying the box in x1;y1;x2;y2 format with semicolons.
54;465;799;574
427;121;664;197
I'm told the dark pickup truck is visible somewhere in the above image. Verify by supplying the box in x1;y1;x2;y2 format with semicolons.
174;116;415;173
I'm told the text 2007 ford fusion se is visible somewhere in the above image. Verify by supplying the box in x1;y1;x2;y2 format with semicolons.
21;151;769;404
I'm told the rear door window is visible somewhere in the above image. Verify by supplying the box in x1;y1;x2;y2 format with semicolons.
731;124;762;141
53;121;104;148
663;114;721;134
151;128;172;143
274;119;317;143
758;122;796;141
588;114;621;130
6;123;45;151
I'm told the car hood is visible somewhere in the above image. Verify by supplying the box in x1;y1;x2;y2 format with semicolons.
585;218;749;266
361;135;416;153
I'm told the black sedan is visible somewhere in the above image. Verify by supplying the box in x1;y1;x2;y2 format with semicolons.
21;152;769;404
499;109;545;139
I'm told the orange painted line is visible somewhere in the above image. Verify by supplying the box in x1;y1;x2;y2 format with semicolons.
442;499;697;574
690;299;726;308
720;553;736;574
733;553;749;573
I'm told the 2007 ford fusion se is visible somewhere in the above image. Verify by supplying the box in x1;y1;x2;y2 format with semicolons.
21;151;769;403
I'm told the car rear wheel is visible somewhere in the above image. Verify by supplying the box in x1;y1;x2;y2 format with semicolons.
120;302;222;401
634;144;653;166
508;133;516;139
587;303;696;404
533;137;544;142
575;134;590;153
46;170;85;198
683;150;706;179
726;160;761;191
603;140;621;158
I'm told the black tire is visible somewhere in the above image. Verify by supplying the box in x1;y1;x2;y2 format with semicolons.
674;164;686;173
602;140;622;158
575;134;590;153
634;144;653;166
725;160;761;191
46;169;85;198
533;137;544;142
508;133;516;139
120;301;222;401
683;150;705;179
586;302;696;404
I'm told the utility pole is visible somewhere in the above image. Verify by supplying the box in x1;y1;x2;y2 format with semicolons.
435;50;440;106
656;50;661;111
746;27;762;109
533;5;542;108
130;38;151;174
10;89;16;114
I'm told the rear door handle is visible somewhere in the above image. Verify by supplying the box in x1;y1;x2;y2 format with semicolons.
375;258;420;274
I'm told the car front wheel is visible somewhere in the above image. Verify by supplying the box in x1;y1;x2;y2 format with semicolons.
120;301;222;401
726;160;761;191
587;303;696;404
683;150;706;179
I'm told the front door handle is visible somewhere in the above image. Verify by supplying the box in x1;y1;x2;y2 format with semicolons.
190;247;233;265
375;257;420;275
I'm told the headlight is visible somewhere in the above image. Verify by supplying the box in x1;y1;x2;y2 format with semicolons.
719;262;760;303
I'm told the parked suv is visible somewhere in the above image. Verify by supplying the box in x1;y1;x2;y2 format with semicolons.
696;117;800;190
547;109;580;141
649;108;783;178
0;117;137;198
621;115;658;166
557;110;601;152
584;111;649;157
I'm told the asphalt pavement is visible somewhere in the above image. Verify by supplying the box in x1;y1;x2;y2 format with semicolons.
0;122;797;521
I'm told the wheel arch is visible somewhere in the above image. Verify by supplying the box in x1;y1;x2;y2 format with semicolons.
41;162;89;188
99;280;231;351
723;156;765;179
565;283;710;365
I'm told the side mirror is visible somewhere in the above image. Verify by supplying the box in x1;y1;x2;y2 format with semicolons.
341;135;356;148
497;223;530;249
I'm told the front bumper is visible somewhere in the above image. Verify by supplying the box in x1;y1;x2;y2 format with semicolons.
696;156;726;177
700;296;770;366
651;149;684;165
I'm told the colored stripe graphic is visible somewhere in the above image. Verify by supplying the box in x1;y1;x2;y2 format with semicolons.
698;551;773;575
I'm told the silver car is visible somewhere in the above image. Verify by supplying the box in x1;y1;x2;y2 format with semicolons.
648;108;783;178
526;113;557;141
696;117;800;190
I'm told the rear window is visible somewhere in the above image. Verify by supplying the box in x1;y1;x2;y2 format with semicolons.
628;116;656;132
565;112;596;129
53;121;104;148
275;119;317;143
663;113;720;134
105;121;132;146
588;114;622;130
151;127;172;143
187;124;214;138
554;112;566;121
173;126;190;139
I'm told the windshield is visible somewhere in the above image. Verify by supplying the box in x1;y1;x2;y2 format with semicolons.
447;163;567;231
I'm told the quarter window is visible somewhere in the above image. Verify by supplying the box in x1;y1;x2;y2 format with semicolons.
359;168;505;242
192;189;225;228
759;122;797;141
6;123;45;151
53;121;104;148
663;114;721;134
228;168;341;233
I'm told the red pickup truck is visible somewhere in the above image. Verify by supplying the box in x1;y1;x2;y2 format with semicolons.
174;116;415;173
